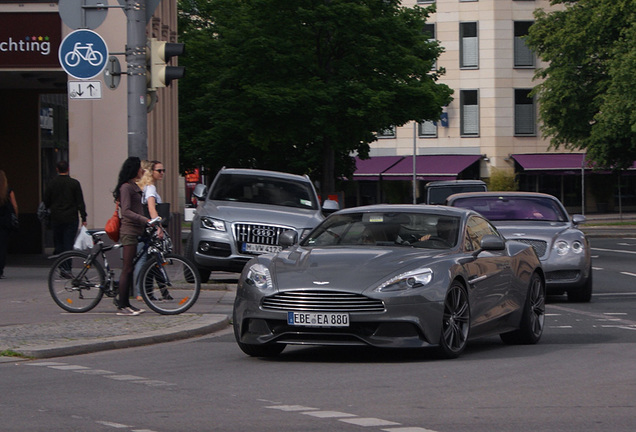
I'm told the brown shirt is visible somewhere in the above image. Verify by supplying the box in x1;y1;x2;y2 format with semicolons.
119;181;148;236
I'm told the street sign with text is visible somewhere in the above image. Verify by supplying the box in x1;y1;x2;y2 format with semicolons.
69;80;102;99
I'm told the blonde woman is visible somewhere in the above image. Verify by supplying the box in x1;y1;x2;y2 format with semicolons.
134;160;166;300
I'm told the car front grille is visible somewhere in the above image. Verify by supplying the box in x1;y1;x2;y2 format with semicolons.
262;290;385;313
513;239;548;258
233;223;295;246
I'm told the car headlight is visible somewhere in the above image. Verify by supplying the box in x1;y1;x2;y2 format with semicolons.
377;269;433;292
571;240;584;254
555;240;570;256
201;217;226;231
245;263;273;291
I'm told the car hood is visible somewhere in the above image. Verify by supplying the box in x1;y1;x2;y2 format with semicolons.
492;221;574;241
201;200;323;228
270;246;441;294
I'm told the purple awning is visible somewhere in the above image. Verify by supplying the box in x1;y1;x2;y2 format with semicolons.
352;156;404;180
381;154;482;181
512;153;636;173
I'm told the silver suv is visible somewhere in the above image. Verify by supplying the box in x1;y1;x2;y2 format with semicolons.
186;168;337;282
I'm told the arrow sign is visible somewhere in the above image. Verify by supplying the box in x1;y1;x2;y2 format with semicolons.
59;29;108;79
69;80;103;99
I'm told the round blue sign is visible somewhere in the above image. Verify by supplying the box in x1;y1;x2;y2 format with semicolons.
58;29;109;79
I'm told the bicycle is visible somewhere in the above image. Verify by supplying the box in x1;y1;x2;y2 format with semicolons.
48;217;201;315
64;42;104;67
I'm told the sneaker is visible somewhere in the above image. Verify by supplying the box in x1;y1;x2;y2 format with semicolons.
116;307;141;316
128;304;146;314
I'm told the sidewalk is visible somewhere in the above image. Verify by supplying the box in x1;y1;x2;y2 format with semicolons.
0;258;237;361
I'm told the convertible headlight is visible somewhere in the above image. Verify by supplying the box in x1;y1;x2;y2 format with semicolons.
555;240;570;256
201;217;226;231
245;263;273;291
377;269;433;292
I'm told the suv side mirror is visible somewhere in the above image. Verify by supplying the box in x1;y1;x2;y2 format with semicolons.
280;230;298;247
322;199;340;215
193;184;207;201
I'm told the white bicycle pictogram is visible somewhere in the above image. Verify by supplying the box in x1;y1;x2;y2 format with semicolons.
64;42;104;67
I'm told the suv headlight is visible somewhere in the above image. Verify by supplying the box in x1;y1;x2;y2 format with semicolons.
201;217;226;231
245;263;273;291
377;269;433;292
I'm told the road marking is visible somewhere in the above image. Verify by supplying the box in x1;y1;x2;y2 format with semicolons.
95;420;129;428
106;374;146;381
549;304;636;328
341;418;401;426
604;312;627;316
591;247;636;255
26;362;175;387
48;365;90;371
264;401;439;432
620;272;636;277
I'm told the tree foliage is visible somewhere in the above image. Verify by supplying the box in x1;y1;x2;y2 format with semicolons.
178;0;453;193
526;0;636;169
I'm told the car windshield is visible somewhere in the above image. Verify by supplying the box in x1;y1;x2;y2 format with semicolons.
209;173;318;210
452;196;568;222
302;212;461;249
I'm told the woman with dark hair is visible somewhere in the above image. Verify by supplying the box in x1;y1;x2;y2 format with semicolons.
113;157;148;316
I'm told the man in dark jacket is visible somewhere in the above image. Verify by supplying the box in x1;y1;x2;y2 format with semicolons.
44;161;87;255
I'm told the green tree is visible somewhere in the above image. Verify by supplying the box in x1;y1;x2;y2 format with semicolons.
178;0;452;195
526;0;636;169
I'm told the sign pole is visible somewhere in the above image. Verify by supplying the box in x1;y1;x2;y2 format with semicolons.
126;0;148;159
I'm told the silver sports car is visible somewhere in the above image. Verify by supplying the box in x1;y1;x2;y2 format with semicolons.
233;205;545;359
446;192;592;302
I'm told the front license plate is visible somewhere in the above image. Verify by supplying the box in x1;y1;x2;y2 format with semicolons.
287;311;350;327
243;243;283;254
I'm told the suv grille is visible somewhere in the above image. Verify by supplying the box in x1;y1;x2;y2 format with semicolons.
514;239;548;258
233;223;295;246
262;290;385;313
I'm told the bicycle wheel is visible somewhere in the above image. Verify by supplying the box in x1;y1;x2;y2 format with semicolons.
48;251;105;313
140;254;201;315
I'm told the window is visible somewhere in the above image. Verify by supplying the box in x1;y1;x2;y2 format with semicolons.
514;21;535;68
460;90;479;136
377;126;396;138
460;22;479;69
423;23;437;70
418;121;437;138
416;0;435;4
514;89;536;136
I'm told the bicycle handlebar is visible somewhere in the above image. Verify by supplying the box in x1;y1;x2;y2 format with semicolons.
148;216;163;226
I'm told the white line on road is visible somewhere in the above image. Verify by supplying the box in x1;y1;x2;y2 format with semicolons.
620;271;636;277
591;247;636;255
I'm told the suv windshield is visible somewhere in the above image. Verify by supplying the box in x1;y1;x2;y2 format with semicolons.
303;212;460;249
452;196;567;222
209;173;318;210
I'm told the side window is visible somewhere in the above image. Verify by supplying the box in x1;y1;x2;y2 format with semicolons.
466;216;500;250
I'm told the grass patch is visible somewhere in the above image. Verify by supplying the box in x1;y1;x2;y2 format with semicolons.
0;349;31;359
583;221;636;227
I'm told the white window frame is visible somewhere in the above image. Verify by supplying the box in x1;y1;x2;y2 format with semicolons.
514;89;536;136
460;22;479;69
514;21;535;68
377;126;396;139
418;121;437;138
460;90;479;137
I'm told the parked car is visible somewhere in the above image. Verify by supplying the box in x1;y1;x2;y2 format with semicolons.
186;168;338;282
233;204;545;359
424;180;487;204
446;191;592;302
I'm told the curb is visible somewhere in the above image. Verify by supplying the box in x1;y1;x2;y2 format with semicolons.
4;314;230;360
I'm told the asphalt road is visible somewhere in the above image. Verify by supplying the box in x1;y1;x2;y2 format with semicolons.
1;237;635;432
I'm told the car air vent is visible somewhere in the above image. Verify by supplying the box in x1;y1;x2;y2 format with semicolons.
514;239;548;258
262;291;385;313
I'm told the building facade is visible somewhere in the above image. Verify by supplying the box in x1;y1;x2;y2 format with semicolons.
0;0;181;254
350;0;635;213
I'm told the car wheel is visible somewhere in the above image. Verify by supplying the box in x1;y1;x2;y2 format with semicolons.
567;272;592;303
501;272;545;345
233;313;286;357
435;281;470;359
185;234;211;283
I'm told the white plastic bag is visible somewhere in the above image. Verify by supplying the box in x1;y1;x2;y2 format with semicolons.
73;226;93;250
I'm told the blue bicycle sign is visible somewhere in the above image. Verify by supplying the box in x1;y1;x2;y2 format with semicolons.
59;30;108;79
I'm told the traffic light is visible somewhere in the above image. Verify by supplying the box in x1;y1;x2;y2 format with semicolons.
148;37;185;89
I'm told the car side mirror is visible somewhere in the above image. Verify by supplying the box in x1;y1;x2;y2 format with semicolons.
479;235;506;252
572;214;586;225
322;199;340;215
192;184;207;201
280;230;298;247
